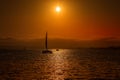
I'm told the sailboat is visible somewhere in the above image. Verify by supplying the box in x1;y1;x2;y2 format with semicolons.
42;32;52;53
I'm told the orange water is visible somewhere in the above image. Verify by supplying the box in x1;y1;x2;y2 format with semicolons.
0;49;120;80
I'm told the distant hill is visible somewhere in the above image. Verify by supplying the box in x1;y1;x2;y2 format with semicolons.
0;37;120;50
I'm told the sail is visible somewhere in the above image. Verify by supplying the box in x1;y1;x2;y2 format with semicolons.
45;32;48;49
42;32;52;53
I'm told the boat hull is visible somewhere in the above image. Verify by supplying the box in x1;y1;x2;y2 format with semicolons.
42;50;52;54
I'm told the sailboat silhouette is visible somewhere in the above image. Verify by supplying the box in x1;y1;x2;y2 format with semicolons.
42;32;52;53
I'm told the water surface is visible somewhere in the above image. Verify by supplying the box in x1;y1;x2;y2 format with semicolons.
0;49;120;80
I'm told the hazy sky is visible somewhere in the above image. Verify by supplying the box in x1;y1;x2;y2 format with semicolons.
0;0;120;40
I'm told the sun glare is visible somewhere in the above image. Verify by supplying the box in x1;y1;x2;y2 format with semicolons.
56;6;61;12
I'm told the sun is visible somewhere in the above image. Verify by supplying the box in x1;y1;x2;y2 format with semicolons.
56;6;61;12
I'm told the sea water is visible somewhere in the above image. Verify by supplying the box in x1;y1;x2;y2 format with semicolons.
0;49;120;80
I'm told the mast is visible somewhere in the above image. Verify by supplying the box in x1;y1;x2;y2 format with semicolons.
42;32;52;53
45;32;48;50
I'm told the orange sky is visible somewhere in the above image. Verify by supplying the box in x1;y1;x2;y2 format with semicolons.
0;0;120;40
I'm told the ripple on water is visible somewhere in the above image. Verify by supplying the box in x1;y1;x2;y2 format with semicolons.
0;49;120;80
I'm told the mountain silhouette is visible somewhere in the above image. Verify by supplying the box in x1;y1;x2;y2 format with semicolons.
0;37;120;49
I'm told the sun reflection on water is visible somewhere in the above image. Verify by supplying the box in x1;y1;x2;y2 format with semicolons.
46;49;70;80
